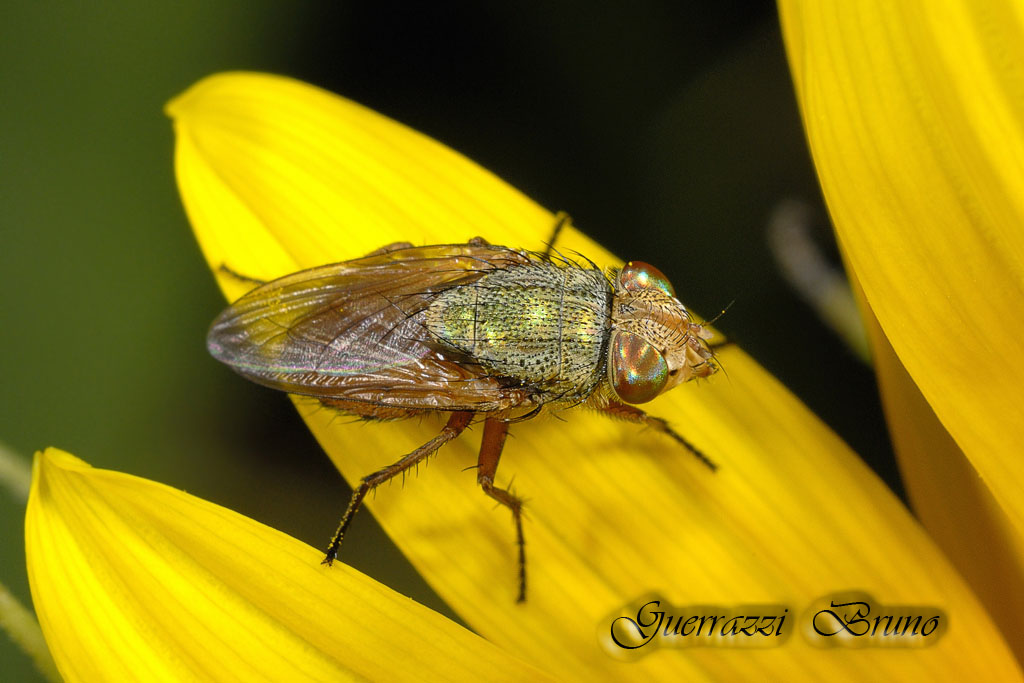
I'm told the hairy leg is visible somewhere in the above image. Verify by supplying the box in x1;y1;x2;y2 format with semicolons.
477;418;528;602
598;400;718;472
323;411;474;565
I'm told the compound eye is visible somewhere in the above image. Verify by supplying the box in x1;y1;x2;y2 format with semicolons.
618;261;675;297
608;331;669;404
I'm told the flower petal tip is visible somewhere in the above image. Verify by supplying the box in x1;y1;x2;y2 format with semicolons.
34;448;91;474
165;71;296;121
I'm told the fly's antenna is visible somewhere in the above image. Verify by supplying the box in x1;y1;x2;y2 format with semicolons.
700;300;735;356
704;299;735;327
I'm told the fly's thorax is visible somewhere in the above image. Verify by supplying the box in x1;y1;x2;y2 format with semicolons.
423;262;612;403
606;262;717;404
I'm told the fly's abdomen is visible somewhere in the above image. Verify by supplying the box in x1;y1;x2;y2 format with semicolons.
425;263;611;400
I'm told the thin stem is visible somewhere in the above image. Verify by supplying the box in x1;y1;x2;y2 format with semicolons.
0;441;31;503
0;580;60;683
767;199;870;363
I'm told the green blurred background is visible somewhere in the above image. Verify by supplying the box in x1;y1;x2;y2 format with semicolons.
1;3;898;679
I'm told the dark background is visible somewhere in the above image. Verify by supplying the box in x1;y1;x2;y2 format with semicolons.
0;3;897;679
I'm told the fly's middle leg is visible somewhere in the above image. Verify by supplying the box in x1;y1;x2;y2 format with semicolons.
542;211;573;257
477;418;528;602
322;410;474;566
598;400;718;472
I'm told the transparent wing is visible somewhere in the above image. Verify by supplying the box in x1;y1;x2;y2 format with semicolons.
208;244;533;412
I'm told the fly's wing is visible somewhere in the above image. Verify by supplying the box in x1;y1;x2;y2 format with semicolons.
208;244;533;413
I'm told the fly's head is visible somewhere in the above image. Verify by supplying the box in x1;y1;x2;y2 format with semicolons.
607;261;718;404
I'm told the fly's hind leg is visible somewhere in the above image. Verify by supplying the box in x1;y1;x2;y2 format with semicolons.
477;418;528;602
218;264;267;287
221;239;419;286
323;411;474;565
364;241;415;257
599;401;718;472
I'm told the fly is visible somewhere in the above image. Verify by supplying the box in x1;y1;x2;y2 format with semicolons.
207;214;720;602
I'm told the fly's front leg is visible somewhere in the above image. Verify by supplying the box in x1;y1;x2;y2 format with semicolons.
323;411;474;565
477;418;528;602
599;401;718;472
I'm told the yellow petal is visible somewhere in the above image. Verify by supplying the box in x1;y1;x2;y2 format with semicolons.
170;72;1019;678
25;448;549;682
779;2;1024;534
866;301;1024;657
167;72;554;302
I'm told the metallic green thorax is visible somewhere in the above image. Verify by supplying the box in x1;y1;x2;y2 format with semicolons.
425;262;611;403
